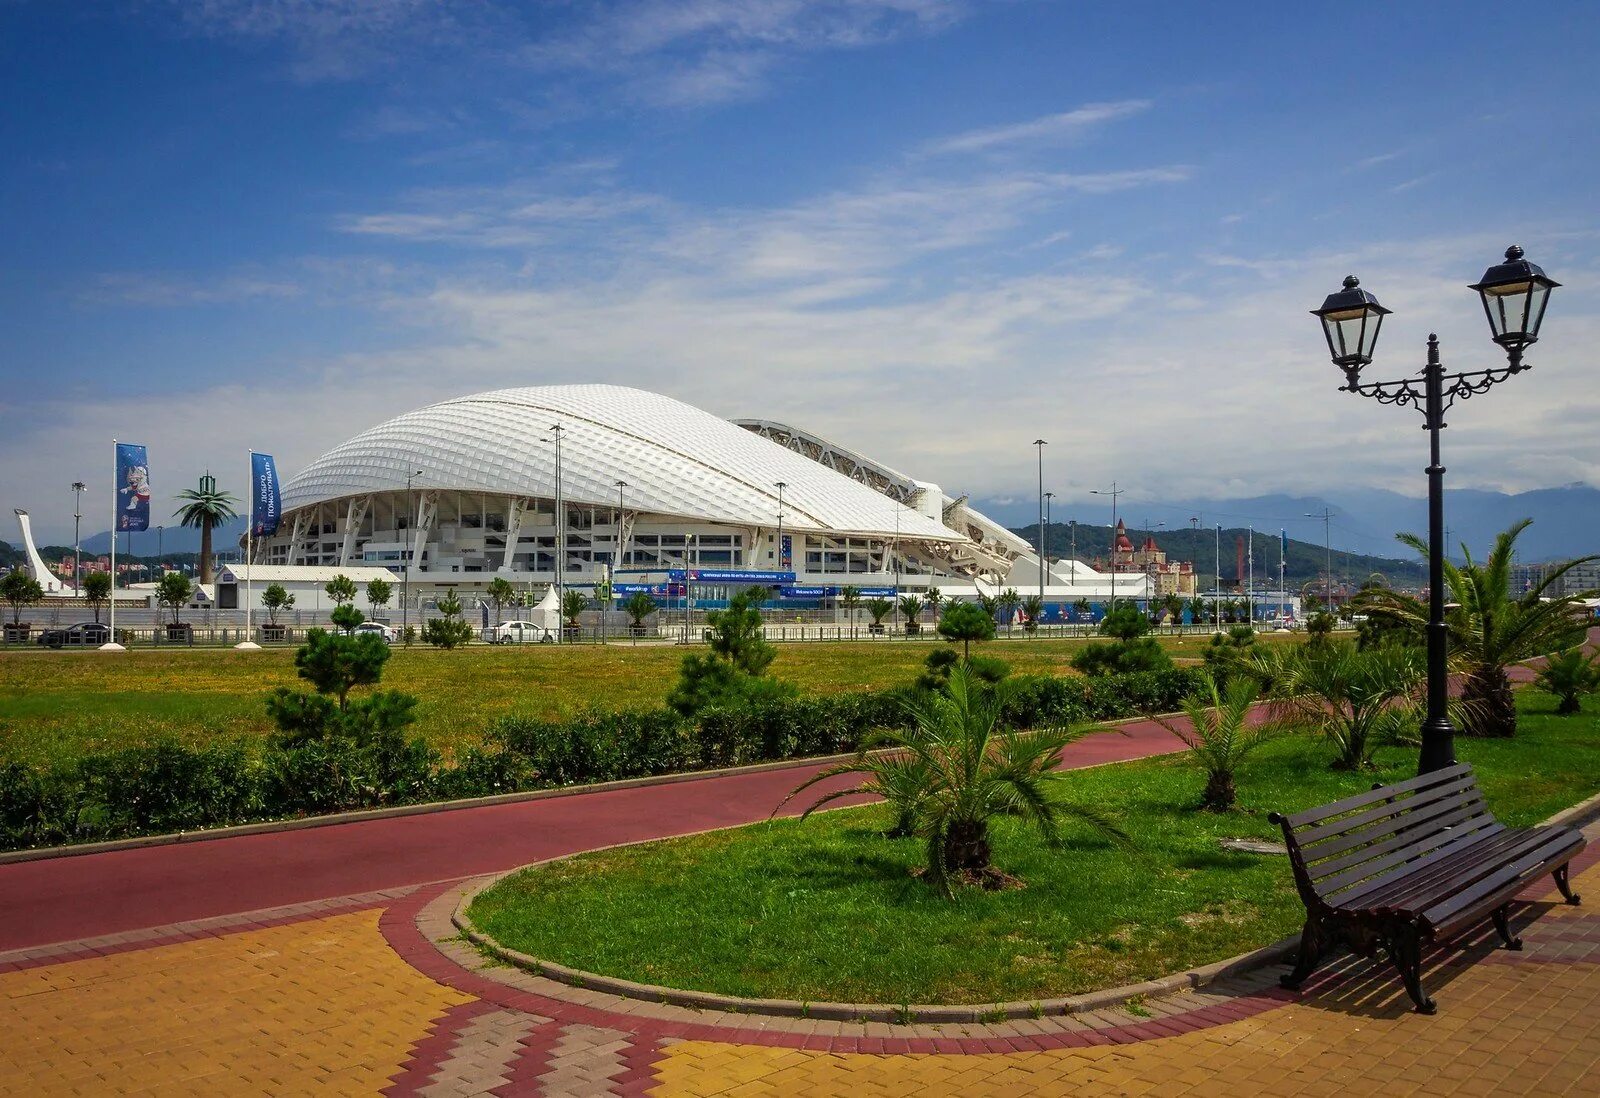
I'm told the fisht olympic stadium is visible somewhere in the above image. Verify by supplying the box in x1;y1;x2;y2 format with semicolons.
239;384;1149;616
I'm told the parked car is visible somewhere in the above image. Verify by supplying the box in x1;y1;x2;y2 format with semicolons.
354;621;397;643
494;620;555;644
36;622;111;648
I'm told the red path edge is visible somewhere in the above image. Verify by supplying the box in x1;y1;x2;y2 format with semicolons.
0;720;1184;953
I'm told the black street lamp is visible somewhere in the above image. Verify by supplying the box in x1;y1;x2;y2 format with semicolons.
1311;246;1559;774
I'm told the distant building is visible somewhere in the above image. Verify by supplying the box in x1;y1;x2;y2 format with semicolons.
1106;520;1197;597
1512;558;1600;598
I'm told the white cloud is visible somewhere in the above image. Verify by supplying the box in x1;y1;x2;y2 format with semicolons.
923;100;1153;155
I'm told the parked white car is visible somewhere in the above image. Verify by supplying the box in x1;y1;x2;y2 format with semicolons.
493;620;555;644
354;621;397;643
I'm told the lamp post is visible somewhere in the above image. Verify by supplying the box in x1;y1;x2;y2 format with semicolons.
614;479;628;577
1068;519;1077;587
1310;246;1559;774
549;425;566;627
1305;508;1334;611
402;469;423;639
1043;489;1054;587
774;481;787;572
1091;482;1122;616
1033;440;1046;605
71;482;86;593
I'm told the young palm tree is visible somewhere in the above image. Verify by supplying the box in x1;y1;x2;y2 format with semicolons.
1020;594;1044;634
865;597;893;633
1358;520;1597;737
1265;641;1426;770
998;588;1022;635
778;667;1124;896
1535;648;1600;715
1158;674;1269;810
173;473;240;586
897;594;923;632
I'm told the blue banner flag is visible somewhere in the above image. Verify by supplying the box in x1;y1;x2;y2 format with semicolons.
115;443;150;532
251;452;281;536
1281;529;1289;557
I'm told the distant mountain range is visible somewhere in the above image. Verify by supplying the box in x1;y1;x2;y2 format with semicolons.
979;485;1599;563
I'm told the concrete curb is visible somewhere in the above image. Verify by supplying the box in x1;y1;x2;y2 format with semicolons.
0;708;1180;866
448;787;1600;1026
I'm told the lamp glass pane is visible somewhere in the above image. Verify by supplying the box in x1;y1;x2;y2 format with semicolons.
1525;283;1550;338
1360;310;1383;359
1484;280;1532;339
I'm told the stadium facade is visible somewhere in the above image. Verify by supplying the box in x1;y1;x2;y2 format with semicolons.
240;385;1153;618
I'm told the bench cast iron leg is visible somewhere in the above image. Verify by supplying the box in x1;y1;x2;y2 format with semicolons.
1386;929;1436;1015
1490;904;1523;951
1280;918;1325;990
1553;863;1581;906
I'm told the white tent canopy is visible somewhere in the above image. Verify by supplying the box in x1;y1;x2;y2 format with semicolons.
529;586;562;632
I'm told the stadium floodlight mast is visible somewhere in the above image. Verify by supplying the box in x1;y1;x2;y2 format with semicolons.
402;470;423;639
1310;245;1559;775
1090;482;1123;615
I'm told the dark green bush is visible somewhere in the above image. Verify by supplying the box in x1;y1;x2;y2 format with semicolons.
76;741;260;838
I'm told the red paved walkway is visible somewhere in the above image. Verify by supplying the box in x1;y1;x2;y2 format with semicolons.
0;719;1183;952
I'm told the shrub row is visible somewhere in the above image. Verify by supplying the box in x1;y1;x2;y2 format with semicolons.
0;667;1203;852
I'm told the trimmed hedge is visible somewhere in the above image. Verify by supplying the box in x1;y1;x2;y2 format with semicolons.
0;668;1203;852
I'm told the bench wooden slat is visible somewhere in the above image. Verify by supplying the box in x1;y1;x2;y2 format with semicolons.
1307;797;1496;883
1283;762;1473;828
1301;788;1490;868
1314;814;1503;897
1417;829;1586;931
1337;827;1549;913
1294;771;1482;848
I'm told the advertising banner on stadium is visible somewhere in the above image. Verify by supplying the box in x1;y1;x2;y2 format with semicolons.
671;569;796;584
251;451;281;536
115;442;150;532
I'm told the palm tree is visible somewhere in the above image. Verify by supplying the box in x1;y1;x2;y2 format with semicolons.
865;597;893;634
173;473;239;586
923;586;944;619
1020;594;1044;635
1358;520;1597;737
778;666;1125;895
1535;648;1600;715
840;584;862;638
1158;674;1270;810
622;591;657;634
998;588;1022;635
1265;641;1427;770
897;594;923;633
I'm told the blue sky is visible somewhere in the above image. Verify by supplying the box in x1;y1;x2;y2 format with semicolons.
3;1;1598;543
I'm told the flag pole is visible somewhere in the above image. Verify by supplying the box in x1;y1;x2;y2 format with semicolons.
236;451;261;650
101;439;125;650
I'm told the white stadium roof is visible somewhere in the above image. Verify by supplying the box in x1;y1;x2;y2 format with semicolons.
282;385;964;543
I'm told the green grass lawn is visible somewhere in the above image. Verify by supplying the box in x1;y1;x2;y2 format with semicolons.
0;631;1305;767
467;689;1600;1007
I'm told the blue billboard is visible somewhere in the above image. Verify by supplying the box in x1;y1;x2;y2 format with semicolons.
115;442;150;532
671;569;796;584
251;452;281;536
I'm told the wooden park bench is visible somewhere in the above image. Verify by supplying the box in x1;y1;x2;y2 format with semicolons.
1269;762;1585;1013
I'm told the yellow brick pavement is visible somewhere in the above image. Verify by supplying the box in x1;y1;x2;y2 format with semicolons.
0;910;471;1097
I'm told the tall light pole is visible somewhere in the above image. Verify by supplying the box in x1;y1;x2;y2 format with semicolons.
1215;524;1222;632
1305;508;1334;611
614;479;628;577
1042;490;1054;591
774;481;787;572
1310;246;1560;775
1033;440;1046;605
402;469;423;638
1091;482;1122;616
549;424;566;639
1068;519;1077;586
71;482;86;593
